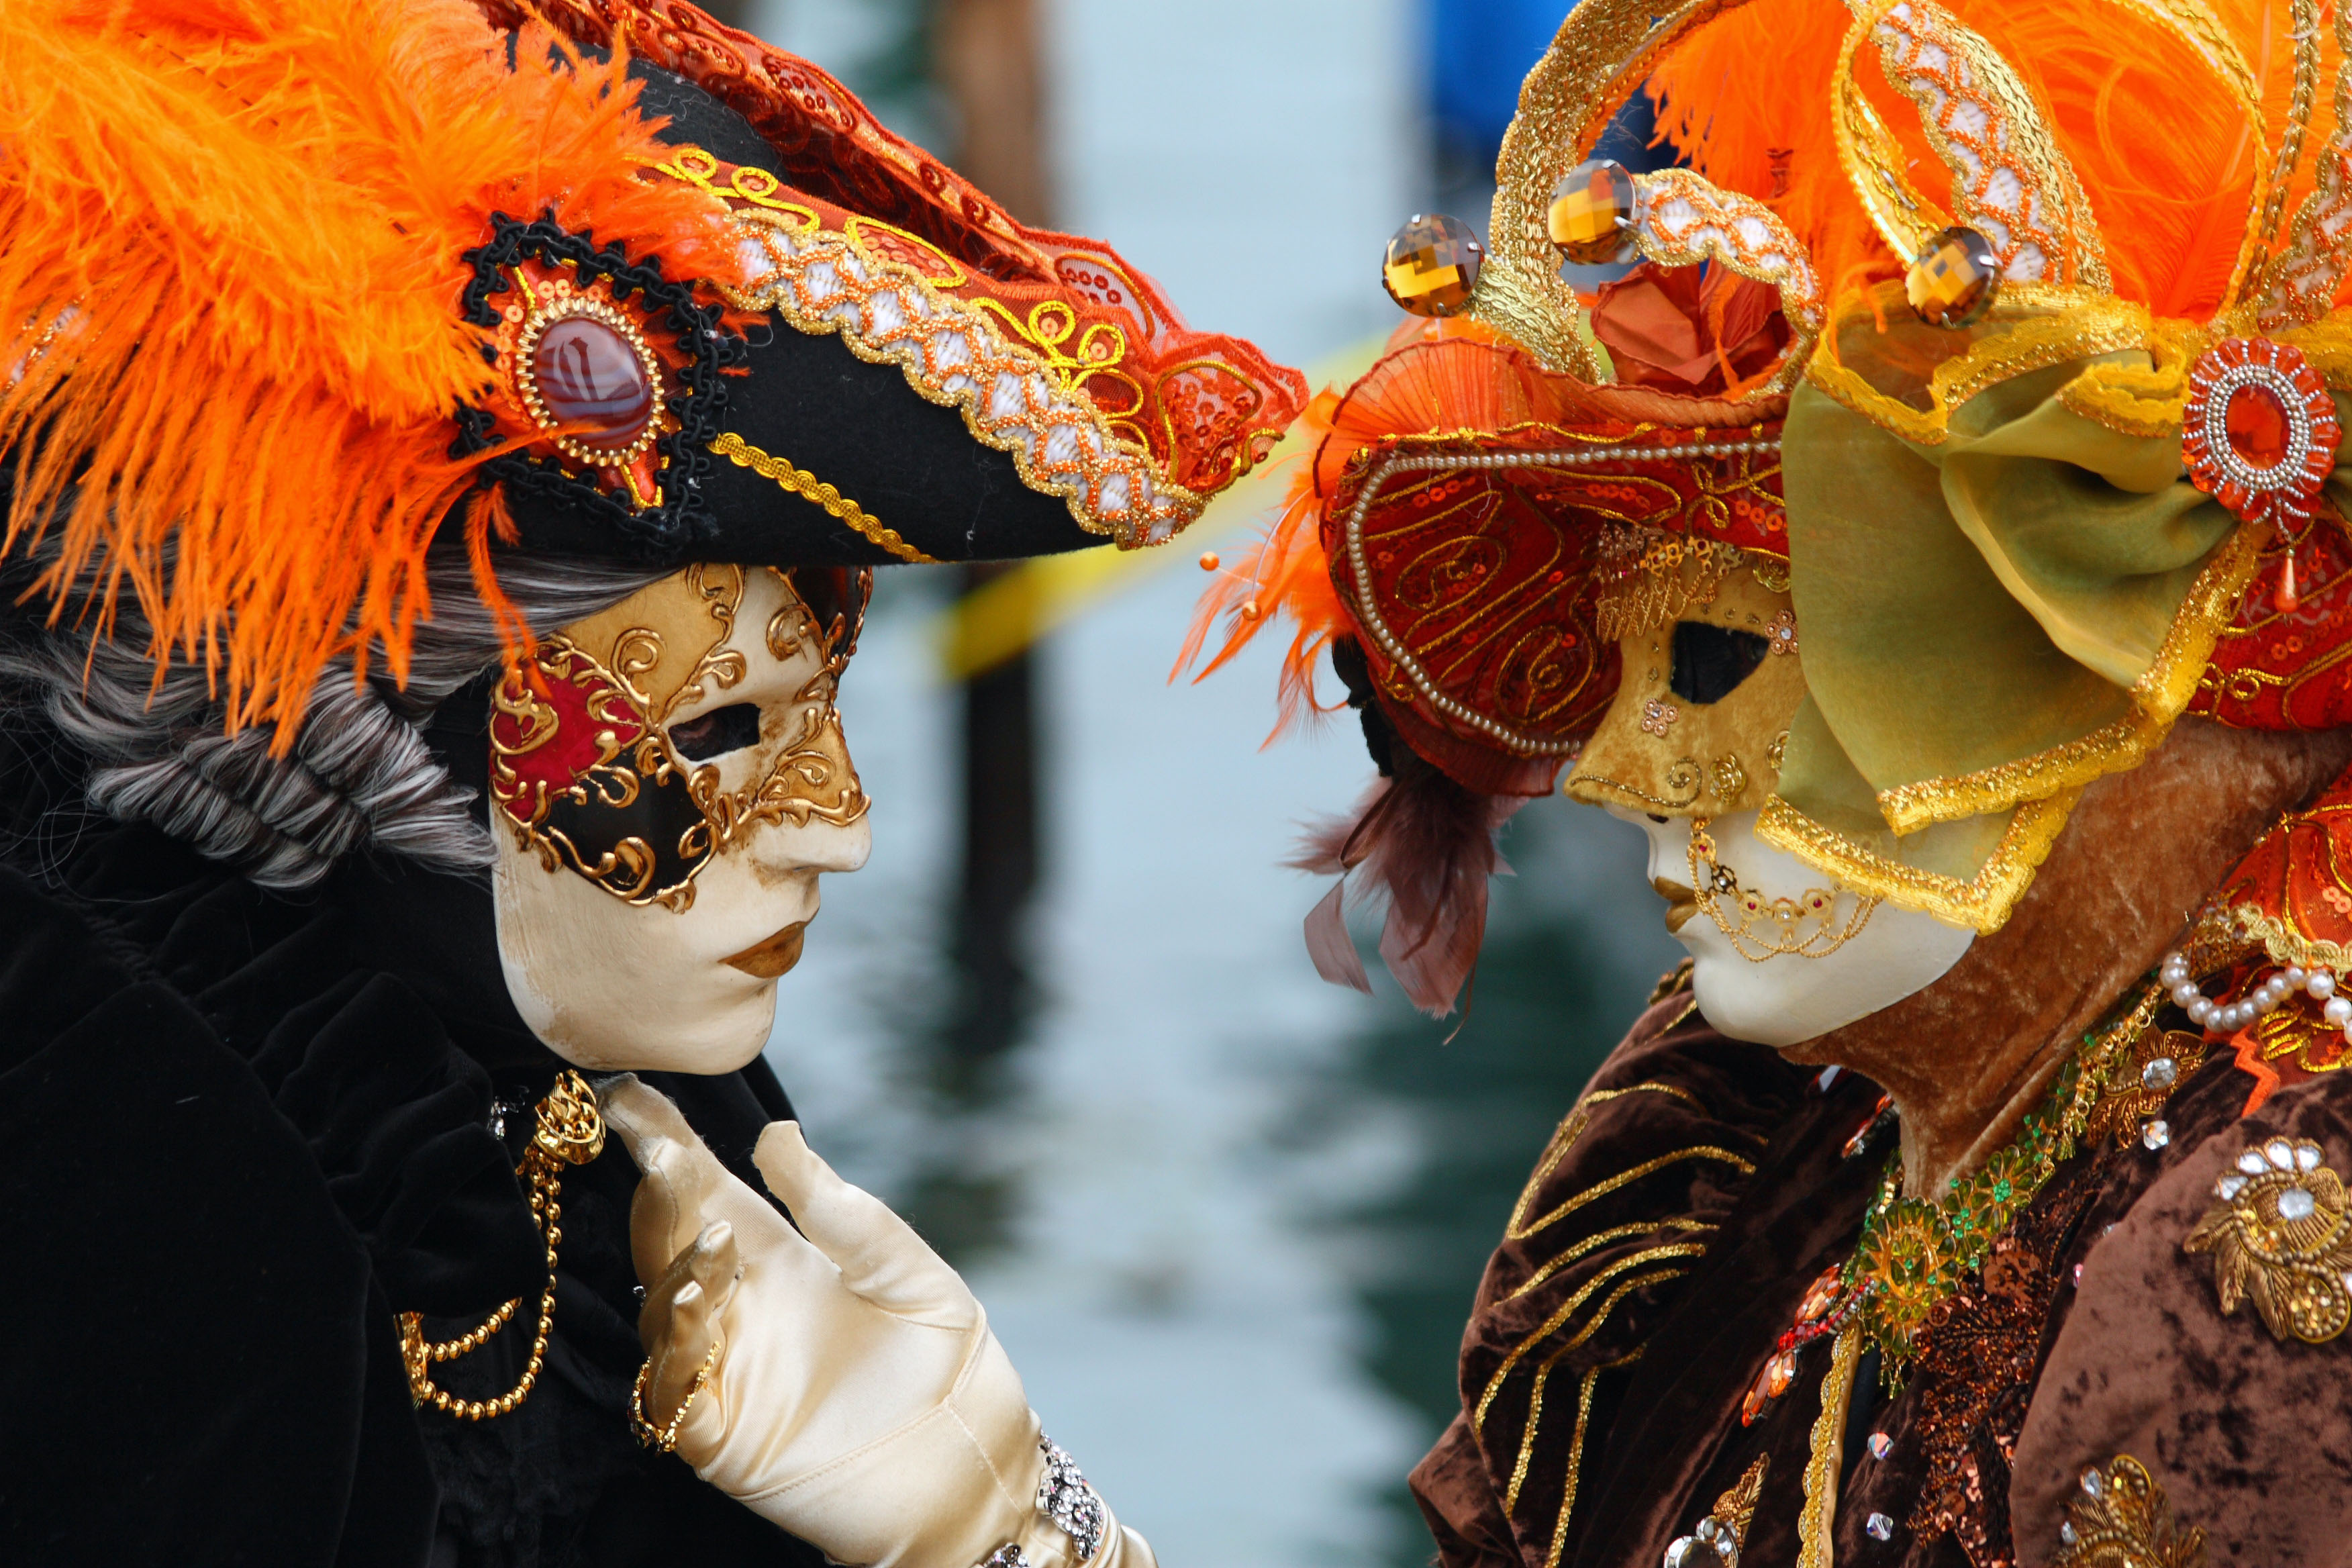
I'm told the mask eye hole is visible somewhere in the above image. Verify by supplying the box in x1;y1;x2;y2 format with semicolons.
1668;622;1771;705
668;701;763;762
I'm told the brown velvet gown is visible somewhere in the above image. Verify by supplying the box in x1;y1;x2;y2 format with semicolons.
1412;976;2352;1568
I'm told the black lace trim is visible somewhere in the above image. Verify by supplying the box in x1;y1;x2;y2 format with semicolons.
452;211;745;556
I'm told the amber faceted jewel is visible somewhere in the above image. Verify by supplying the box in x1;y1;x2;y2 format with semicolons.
1547;157;1639;265
533;317;656;452
2226;381;2293;469
1905;225;2000;328
1795;1265;1841;1324
1382;213;1484;317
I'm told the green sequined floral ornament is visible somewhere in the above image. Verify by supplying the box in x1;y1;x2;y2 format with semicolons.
1857;1197;1958;1347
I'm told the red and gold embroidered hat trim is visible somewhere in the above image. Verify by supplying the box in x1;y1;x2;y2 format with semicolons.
479;1;1306;530
1184;317;1788;797
697;168;1208;547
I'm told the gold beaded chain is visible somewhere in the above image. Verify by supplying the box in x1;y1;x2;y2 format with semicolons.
397;1070;605;1421
629;1342;722;1453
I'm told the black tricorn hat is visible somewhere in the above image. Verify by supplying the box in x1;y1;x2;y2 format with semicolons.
0;0;1303;734
468;0;1308;571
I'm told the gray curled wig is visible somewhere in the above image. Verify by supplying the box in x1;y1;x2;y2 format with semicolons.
0;534;669;891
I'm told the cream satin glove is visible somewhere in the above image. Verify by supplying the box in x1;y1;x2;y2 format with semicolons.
600;1077;1157;1568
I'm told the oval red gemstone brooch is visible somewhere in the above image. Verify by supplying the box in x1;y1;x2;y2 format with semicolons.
2182;336;2340;527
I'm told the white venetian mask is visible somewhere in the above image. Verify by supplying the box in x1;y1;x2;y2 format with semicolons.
1565;558;1972;1046
488;562;873;1073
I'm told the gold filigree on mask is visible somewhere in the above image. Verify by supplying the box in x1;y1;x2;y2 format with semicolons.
1566;565;1805;818
689;701;871;848
489;638;708;912
767;578;809;663
493;565;868;913
1687;818;1878;961
1709;754;1748;801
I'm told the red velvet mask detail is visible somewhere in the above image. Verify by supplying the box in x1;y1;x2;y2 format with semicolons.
1322;421;1789;796
488;644;712;908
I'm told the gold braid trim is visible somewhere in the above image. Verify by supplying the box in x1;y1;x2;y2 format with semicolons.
1473;1245;1712;1428
1805;295;2151;446
1796;1322;1863;1568
1874;520;2270;833
1755;787;2080;934
1538;1348;1647;1568
717;209;1202;548
709;432;942;565
2225;901;2352;971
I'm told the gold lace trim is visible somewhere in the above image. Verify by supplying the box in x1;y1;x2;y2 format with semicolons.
1842;0;2109;291
1873;520;2269;833
2055;320;2210;436
1795;1322;1863;1568
1806;295;2151;447
1755;787;2080;934
717;207;1200;548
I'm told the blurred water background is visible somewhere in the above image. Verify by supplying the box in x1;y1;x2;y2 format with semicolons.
730;2;1687;1563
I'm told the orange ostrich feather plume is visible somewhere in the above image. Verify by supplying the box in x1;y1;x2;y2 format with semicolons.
0;0;740;741
1646;0;2341;321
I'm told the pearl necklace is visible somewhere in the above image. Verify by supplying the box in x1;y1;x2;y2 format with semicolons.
2159;948;2351;1040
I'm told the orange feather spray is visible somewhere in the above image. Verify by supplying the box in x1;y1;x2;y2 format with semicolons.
0;0;741;743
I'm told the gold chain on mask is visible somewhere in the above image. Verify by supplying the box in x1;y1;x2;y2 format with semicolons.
1688;818;1878;961
397;1070;605;1420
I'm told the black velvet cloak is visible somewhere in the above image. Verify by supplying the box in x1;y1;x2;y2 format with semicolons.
0;741;826;1567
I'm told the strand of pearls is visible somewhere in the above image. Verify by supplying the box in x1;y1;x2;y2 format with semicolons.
2160;948;2352;1038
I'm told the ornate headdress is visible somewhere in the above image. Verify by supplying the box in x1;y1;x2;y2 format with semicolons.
1194;0;2352;1010
0;0;1304;738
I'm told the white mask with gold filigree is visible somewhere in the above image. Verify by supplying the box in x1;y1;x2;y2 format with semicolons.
1566;558;1971;1047
490;564;871;1073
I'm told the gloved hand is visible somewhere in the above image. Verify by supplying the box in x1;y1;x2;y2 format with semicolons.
600;1076;1157;1568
